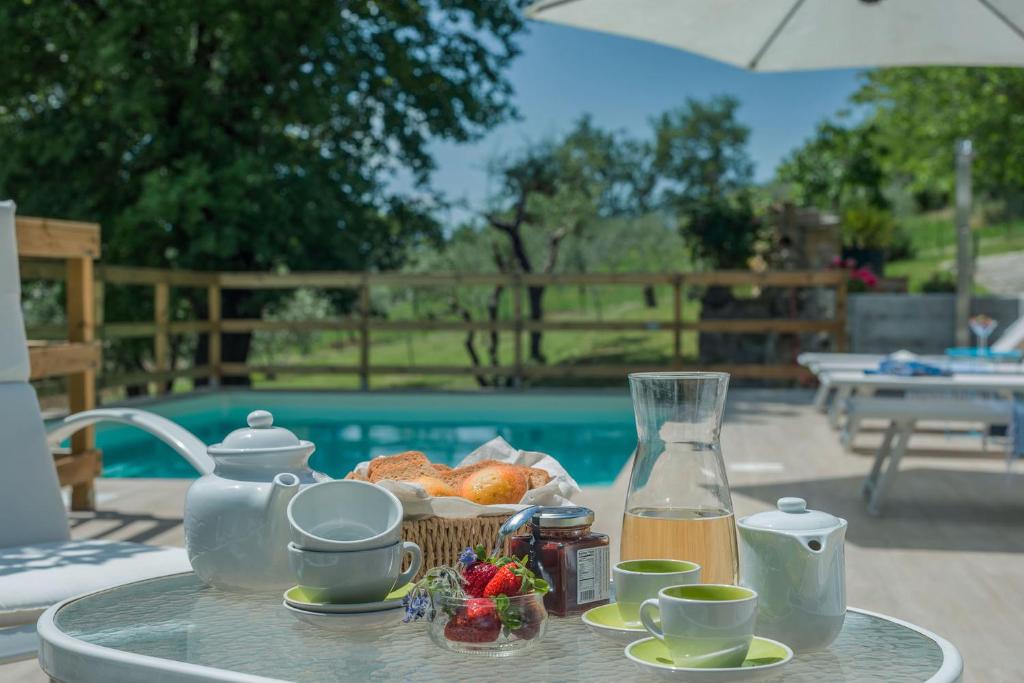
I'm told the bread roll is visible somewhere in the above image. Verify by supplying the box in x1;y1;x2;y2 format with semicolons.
458;464;529;505
412;475;456;497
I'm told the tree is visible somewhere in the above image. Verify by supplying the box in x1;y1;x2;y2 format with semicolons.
654;96;758;269
852;67;1024;202
485;116;651;363
775;119;889;211
0;1;526;383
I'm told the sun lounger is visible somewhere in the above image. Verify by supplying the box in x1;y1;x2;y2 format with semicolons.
850;395;1013;515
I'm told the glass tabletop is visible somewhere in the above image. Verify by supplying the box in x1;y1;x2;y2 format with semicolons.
47;573;949;682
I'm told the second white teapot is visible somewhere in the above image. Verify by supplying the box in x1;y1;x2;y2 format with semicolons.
737;497;846;652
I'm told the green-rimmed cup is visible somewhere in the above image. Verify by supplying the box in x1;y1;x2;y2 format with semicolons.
639;584;758;668
613;559;701;626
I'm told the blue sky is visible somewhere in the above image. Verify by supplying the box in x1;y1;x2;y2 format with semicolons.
427;21;864;224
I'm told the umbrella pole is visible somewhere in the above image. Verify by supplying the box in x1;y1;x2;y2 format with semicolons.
954;139;974;347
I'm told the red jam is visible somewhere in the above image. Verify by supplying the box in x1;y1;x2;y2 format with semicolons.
509;506;609;617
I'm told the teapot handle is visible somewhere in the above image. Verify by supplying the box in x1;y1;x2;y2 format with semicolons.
639;599;664;640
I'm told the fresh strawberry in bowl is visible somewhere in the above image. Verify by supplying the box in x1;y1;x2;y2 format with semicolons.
404;546;550;656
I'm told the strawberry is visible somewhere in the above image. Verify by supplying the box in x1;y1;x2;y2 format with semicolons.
461;561;500;598
444;600;501;643
511;598;547;640
464;597;496;621
483;562;525;598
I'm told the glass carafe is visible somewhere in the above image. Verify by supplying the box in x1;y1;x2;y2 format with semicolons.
620;372;738;584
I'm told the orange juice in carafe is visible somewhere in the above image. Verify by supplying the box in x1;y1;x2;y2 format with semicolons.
620;373;737;584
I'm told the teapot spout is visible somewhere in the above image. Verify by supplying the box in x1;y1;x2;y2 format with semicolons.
266;472;301;531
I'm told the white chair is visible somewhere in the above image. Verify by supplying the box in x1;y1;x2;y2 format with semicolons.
848;395;1013;515
0;201;191;663
992;314;1024;353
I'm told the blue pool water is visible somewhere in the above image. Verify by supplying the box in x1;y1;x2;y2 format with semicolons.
88;390;637;485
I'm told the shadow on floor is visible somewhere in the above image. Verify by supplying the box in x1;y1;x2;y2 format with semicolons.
68;510;183;545
734;467;1024;553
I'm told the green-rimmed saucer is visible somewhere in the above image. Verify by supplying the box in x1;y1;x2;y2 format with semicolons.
581;602;649;643
625;636;793;682
283;582;414;614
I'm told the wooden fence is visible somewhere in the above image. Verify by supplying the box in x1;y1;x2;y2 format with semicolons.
17;217;101;510
20;264;847;392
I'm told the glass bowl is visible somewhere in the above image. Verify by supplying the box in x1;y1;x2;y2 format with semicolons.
427;592;548;657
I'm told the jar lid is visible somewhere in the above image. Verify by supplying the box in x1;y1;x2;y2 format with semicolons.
208;410;309;454
739;497;844;533
530;506;594;529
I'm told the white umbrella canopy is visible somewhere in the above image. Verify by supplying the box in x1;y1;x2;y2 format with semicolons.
526;0;1024;71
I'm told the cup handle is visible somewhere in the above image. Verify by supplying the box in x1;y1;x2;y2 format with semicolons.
639;599;664;640
395;541;422;588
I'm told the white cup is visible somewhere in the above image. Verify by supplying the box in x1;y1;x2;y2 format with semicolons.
287;479;403;551
613;559;701;625
288;541;421;604
640;584;758;668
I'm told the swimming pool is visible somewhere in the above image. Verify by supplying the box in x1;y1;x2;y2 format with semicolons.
86;390;638;485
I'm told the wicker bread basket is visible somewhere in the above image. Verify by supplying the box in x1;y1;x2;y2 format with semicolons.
402;515;517;580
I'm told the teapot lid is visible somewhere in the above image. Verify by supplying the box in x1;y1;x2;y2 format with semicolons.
208;410;309;454
739;497;844;533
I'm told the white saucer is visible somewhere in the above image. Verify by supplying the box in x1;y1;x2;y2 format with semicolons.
282;583;413;614
283;602;403;634
624;636;793;682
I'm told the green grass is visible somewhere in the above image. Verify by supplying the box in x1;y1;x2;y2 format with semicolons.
252;284;701;391
888;212;1024;291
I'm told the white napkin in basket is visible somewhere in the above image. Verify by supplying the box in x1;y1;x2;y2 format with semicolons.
352;436;580;520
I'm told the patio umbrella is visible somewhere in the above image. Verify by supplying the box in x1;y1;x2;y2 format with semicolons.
526;0;1024;343
525;0;1024;72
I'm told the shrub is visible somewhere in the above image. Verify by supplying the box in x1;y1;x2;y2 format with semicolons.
842;204;895;249
921;271;956;293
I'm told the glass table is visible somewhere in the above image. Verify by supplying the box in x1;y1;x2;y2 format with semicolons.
38;573;962;682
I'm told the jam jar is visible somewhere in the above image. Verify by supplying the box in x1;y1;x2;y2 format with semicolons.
509;506;610;617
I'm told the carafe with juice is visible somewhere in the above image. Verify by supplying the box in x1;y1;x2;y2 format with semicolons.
620;372;738;584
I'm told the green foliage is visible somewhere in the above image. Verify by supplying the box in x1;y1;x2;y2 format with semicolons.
776;119;889;211
841;204;895;249
853;67;1024;200
653;96;759;269
921;271;957;293
0;1;526;374
250;289;336;362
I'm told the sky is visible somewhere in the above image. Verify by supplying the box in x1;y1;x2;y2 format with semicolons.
426;21;864;225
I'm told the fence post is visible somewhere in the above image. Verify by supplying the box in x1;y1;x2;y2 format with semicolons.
67;256;97;511
834;274;848;352
208;282;221;386
672;275;683;368
359;275;370;391
513;277;523;387
154;281;170;393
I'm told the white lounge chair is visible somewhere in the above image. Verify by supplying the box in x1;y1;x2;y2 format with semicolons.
0;201;191;663
849;395;1013;515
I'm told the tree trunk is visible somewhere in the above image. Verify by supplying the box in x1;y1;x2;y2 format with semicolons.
192;288;257;386
643;285;657;308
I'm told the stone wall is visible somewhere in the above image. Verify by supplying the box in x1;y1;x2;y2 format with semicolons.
847;294;1024;353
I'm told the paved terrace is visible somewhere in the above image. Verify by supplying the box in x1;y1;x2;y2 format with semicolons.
6;389;1022;682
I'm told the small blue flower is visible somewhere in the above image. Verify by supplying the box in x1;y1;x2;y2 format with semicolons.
458;547;477;566
402;593;431;623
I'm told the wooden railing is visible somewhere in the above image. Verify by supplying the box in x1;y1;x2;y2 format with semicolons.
20;265;847;392
16;216;101;510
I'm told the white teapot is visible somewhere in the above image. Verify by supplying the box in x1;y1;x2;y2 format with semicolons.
737;497;847;652
183;410;328;592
